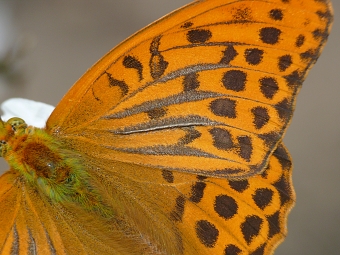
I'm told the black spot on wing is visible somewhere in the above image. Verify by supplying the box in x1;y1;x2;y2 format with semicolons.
123;55;143;81
189;179;206;203
250;244;265;255
224;244;242;255
251;107;270;130
283;70;303;88
276;98;291;122
179;128;201;145
181;22;193;28
214;194;238;220
187;29;212;43
259;27;281;45
258;132;280;148
269;9;283;21
253;188;274;210
162;170;174;183
312;28;327;40
220;45;238;65
244;48;264;65
237;136;253;161
229;180;249;192
267;211;281;238
273;176;292;206
149;36;168;79
259;77;279;99
105;71;129;96
210;98;237;118
295;34;305;47
300;49;318;61
241;215;263;244
278;55;292;72
146;107;167;119
170;195;185;222
222;70;247;92
183;73;200;91
195;220;219;248
210;128;234;151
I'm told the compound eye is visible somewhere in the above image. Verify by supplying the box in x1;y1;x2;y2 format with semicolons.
7;117;27;131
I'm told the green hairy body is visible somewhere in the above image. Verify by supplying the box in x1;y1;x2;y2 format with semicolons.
1;118;111;217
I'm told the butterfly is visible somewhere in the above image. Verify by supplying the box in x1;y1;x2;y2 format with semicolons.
0;0;333;254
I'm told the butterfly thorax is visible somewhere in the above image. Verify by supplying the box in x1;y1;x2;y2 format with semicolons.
0;117;112;217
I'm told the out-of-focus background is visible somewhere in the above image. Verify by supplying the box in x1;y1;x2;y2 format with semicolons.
0;1;339;254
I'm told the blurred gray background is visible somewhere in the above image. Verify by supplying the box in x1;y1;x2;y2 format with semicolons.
0;1;339;254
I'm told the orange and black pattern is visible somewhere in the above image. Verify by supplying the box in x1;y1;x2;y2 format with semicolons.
49;0;332;179
0;0;332;254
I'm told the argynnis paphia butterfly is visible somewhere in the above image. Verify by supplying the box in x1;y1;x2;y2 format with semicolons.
0;0;333;254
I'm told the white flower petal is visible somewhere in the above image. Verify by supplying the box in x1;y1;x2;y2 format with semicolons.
1;98;54;128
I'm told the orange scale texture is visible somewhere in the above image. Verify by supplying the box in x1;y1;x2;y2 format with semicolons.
0;0;332;254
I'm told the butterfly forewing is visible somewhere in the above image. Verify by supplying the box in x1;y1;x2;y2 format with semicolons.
47;0;332;178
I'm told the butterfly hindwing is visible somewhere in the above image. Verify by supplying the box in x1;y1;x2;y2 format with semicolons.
0;171;143;255
89;143;294;254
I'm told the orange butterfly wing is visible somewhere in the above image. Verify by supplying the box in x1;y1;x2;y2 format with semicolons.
0;144;294;254
0;171;139;255
0;0;332;254
172;144;295;254
47;0;332;178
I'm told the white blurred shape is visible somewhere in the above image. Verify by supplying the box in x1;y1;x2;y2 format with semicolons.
1;98;54;128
